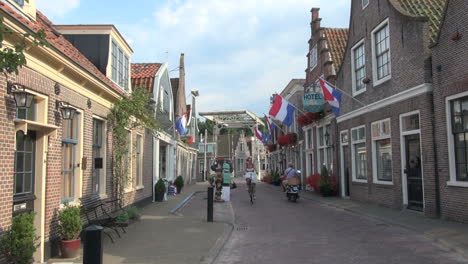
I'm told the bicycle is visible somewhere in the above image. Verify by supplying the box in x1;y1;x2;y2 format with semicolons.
246;178;254;205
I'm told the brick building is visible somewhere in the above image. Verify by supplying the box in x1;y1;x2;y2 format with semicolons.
0;0;156;262
431;0;468;223
302;8;348;194
335;0;445;216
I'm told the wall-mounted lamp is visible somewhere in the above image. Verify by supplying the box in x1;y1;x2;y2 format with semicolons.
56;101;77;120
8;83;35;109
324;130;330;146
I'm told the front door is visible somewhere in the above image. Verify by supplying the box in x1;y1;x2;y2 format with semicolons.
405;134;423;211
13;131;36;216
342;145;350;197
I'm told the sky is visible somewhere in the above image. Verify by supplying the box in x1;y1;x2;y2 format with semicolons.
36;0;351;117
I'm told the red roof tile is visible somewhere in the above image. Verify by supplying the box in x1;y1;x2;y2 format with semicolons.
0;3;125;96
131;63;162;92
323;28;349;71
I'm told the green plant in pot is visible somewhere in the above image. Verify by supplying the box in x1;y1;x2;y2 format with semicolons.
155;178;166;202
58;204;82;259
174;175;184;194
0;212;39;264
318;166;337;197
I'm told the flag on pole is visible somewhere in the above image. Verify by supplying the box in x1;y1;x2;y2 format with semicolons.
176;110;189;135
254;127;266;143
268;94;295;126
319;78;342;116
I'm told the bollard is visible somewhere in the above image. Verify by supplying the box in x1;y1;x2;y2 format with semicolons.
83;225;103;264
207;186;214;222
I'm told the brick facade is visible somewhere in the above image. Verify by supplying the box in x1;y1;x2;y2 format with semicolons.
335;0;438;216
432;0;468;223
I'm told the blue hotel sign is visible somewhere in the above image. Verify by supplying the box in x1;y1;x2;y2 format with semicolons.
303;92;324;112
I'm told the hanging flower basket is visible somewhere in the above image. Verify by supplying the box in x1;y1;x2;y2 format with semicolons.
277;135;288;146
267;144;277;152
298;112;325;127
286;133;297;145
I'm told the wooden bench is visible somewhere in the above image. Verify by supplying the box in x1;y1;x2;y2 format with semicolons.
79;194;127;243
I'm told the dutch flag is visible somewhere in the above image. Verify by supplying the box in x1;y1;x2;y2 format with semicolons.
254;127;266;143
268;94;295;127
319;78;342;116
176;110;189;135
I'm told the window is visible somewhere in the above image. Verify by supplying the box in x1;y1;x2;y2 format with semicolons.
351;126;367;181
449;96;468;182
92;119;106;194
362;0;369;9
111;40;129;91
306;129;312;149
13;0;24;7
372;19;391;85
372;119;392;183
136;134;143;187
14;131;35;196
125;131;132;190
310;45;318;71
351;40;366;95
317;125;332;171
62;113;80;203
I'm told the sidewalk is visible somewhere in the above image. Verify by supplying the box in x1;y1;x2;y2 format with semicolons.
48;182;233;264
296;188;468;260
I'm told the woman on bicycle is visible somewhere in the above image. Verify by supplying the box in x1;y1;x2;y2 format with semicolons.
245;157;257;199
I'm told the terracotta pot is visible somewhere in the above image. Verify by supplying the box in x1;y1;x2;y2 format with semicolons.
60;239;81;259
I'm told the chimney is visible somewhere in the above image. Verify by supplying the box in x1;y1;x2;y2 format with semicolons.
310;8;321;35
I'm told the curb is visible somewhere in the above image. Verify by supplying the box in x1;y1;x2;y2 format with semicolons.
169;191;203;214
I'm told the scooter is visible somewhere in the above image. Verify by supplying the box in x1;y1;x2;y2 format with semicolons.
286;170;301;202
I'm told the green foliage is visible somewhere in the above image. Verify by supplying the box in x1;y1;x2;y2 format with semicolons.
125;206;141;220
0;15;48;76
320;165;329;178
108;87;159;204
174;176;184;192
198;119;214;136
115;211;129;223
0;212;39;264
155;178;166;194
58;204;82;241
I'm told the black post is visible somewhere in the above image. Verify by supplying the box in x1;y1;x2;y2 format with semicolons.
83;225;103;264
207;186;214;222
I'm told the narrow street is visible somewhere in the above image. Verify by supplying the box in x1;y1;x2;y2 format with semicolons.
216;180;467;264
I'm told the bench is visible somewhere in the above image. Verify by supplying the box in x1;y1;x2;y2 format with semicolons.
79;194;127;243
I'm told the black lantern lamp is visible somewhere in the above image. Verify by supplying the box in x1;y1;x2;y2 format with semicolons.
11;84;35;109
56;101;77;120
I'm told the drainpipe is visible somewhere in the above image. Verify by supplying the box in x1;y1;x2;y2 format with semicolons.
430;91;441;217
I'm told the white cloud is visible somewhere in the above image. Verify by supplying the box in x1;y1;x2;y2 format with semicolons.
118;0;350;115
36;0;80;18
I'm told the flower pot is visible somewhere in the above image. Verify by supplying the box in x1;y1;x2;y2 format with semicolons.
60;239;81;259
155;192;165;202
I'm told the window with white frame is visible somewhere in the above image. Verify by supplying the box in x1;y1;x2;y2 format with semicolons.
136;134;143;187
92;118;106;194
306;128;313;150
449;96;468;182
351;40;366;95
372;119;392;183
351;126;367;181
362;0;369;9
372;19;391;84
317;125;332;171
310;44;318;71
111;40;130;91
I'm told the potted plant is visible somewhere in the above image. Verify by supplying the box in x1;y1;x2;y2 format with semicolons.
58;204;82;259
174;175;184;194
155;178;166;202
0;212;39;264
318;166;338;197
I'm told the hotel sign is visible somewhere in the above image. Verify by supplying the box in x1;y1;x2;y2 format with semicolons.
303;92;324;113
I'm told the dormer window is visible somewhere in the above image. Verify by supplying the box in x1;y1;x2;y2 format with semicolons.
362;0;369;9
111;40;129;91
13;0;24;7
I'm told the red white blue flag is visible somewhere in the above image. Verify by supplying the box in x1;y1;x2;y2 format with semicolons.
268;94;295;126
254;127;266;143
319;78;342;116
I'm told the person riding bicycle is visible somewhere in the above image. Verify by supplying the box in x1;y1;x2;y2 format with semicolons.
245;157;257;200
